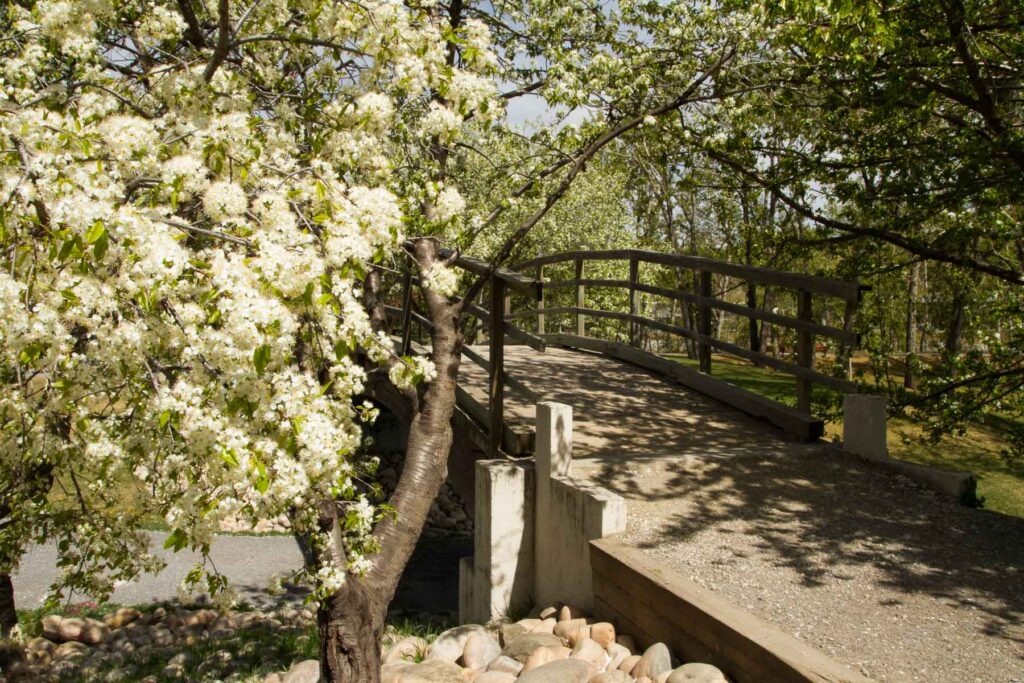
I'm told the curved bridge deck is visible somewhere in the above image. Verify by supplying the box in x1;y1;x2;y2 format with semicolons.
458;344;1024;683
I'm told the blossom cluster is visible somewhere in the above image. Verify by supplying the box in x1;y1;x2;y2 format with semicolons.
0;0;499;604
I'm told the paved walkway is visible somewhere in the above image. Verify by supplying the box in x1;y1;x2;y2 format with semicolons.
460;345;1024;683
12;531;305;608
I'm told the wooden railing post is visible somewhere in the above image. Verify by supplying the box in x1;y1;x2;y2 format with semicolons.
746;281;760;355
400;267;413;356
796;289;814;413
489;278;507;454
537;263;545;336
698;270;713;373
575;258;585;337
628;256;639;346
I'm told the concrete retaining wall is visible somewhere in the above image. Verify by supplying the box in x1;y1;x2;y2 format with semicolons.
459;402;626;623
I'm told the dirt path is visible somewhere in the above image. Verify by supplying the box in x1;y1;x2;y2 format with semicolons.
461;345;1024;682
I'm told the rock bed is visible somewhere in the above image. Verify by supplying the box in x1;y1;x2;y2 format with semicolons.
378;604;730;683
6;604;317;682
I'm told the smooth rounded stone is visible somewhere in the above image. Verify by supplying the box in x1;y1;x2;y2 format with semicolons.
607;643;631;671
486;655;523;675
616;634;636;654
500;619;539;645
281;659;320;683
618;654;642;674
569;637;606;672
54;641;90;659
151;626;175;647
383;636;428;665
162;663;186;678
426;624;489;663
516;658;591;683
633;642;673;679
533;606;559;620
522;645;555;673
474;672;517;683
380;663;411;683
104;607;142;629
552;618;586;641
548;645;571;660
43;615;111;644
558;605;585;622
398;659;466;683
263;674;283;683
499;632;563;663
590;622;615;649
531;618;556;634
462;632;501;670
26;637;55;654
666;663;728;683
591;672;632;683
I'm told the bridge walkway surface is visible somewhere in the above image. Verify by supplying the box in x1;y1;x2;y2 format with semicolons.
458;344;1024;683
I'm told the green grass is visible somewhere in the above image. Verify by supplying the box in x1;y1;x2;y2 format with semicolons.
666;353;1024;518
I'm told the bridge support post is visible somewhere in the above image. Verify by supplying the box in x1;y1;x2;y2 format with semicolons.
628;256;639;347
489;278;506;454
536;263;545;336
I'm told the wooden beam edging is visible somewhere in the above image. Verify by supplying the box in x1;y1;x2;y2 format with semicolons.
543;334;823;441
514;249;865;303
590;537;875;683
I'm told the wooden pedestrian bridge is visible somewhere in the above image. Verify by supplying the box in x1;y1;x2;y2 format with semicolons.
386;247;869;457
378;248;1024;683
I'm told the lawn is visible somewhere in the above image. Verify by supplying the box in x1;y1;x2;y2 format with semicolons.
666;353;1024;518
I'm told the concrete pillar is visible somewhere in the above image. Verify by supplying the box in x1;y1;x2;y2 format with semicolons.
458;459;535;624
534;403;572;608
536;402;573;481
843;394;888;461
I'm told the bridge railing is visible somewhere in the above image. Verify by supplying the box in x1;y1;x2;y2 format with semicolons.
388;248;868;454
511;249;868;415
386;249;543;454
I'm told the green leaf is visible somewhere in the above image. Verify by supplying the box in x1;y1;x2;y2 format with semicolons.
84;220;106;244
158;410;172;430
164;528;188;552
254;459;269;493
253;344;271;375
93;230;108;259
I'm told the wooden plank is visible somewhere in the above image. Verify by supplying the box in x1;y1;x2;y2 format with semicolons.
514;249;863;302
796;289;814;414
628;257;639;346
462;302;547;352
530;279;859;345
575;258;586;337
489;279;506;455
590;538;874;683
698;270;713;374
543;334;824;441
537;263;545;336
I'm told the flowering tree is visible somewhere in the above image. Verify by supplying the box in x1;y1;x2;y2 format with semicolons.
0;0;747;679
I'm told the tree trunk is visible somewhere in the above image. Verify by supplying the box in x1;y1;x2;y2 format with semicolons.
319;580;384;681
0;573;28;682
904;263;919;389
321;240;463;683
945;288;966;355
0;573;15;638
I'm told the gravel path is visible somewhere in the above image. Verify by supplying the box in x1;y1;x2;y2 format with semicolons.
581;447;1024;683
12;531;305;609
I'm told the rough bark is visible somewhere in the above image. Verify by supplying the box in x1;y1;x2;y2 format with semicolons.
0;573;28;682
904;263;919;389
320;240;463;683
